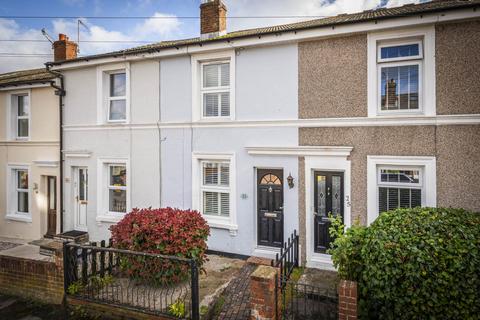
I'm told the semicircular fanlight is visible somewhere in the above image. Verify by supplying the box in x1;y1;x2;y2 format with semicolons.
260;174;281;185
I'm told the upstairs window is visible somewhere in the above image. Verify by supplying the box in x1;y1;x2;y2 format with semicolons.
201;62;230;118
108;72;126;121
97;63;129;124
9;94;30;139
377;40;423;112
377;167;422;213
201;161;230;217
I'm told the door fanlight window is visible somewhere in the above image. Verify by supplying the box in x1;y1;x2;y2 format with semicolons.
260;174;282;185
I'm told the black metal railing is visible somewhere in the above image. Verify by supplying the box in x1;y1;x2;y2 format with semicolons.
275;276;338;320
271;230;299;286
63;241;200;319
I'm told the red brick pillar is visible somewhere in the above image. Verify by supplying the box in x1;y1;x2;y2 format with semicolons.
338;280;358;320
249;265;279;320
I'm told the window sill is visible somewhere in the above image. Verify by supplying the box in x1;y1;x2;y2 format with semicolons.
5;213;32;223
197;117;234;123
96;214;124;224
375;110;425;117
104;121;128;126
203;216;238;236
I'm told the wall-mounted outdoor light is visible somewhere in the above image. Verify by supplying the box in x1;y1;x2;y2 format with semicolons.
287;173;294;189
33;183;39;194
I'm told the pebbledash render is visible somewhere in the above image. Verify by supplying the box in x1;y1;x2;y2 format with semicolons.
48;0;480;269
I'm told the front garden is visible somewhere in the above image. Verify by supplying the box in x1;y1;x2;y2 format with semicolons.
329;207;480;319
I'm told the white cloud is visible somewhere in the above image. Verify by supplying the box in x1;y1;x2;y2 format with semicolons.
0;19;52;73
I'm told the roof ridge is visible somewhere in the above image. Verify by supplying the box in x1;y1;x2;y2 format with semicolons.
49;0;480;66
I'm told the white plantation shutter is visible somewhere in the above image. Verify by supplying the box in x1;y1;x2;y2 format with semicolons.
220;93;230;117
201;161;231;217
201;62;230;118
220;193;230;216
203;64;219;88
203;93;219;117
220;63;230;86
220;164;229;186
203;191;219;215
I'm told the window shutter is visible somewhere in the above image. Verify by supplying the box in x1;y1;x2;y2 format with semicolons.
220;193;229;216
203;64;219;88
220;93;230;117
203;163;219;185
203;191;219;215
203;93;219;117
379;187;422;213
379;187;388;213
220;164;229;186
220;63;230;87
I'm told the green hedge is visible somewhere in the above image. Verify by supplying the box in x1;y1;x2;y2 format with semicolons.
329;207;480;319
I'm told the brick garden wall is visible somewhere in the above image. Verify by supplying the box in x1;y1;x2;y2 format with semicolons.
0;255;64;304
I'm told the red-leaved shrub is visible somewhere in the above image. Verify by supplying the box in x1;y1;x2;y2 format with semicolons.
109;207;210;285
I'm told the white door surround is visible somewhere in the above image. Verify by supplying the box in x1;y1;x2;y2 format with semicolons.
304;147;352;270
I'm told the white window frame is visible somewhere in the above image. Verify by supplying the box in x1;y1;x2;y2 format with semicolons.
191;50;235;122
376;60;423;114
200;61;231;119
96;158;130;223
367;26;435;117
377;166;424;213
367;155;436;225
377;39;423;63
6;90;31;141
192;153;237;235
107;70;127;122
200;160;231;216
6;164;32;223
96;62;130;124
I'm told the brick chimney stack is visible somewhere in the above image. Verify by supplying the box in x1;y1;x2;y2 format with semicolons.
200;0;227;39
53;34;78;62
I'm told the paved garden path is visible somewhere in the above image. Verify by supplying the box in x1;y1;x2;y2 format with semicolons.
213;262;257;320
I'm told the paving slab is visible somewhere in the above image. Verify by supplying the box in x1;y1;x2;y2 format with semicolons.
0;244;51;262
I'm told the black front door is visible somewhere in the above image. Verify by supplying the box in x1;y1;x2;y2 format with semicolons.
257;169;284;247
313;171;344;253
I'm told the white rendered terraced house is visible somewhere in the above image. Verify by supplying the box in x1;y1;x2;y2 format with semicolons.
50;0;480;269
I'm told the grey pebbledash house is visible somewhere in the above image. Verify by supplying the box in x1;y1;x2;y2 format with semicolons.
48;0;480;270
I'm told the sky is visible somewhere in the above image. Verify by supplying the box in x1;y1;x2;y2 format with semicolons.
0;0;427;73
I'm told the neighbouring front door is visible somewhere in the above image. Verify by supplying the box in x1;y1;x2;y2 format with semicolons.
73;167;88;231
313;171;344;253
257;169;284;247
46;176;57;236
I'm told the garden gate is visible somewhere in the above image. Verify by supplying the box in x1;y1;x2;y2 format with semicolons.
272;230;338;320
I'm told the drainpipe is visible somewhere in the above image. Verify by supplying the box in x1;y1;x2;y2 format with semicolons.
46;66;65;234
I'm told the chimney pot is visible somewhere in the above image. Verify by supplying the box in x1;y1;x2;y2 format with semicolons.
53;33;78;62
200;0;227;39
